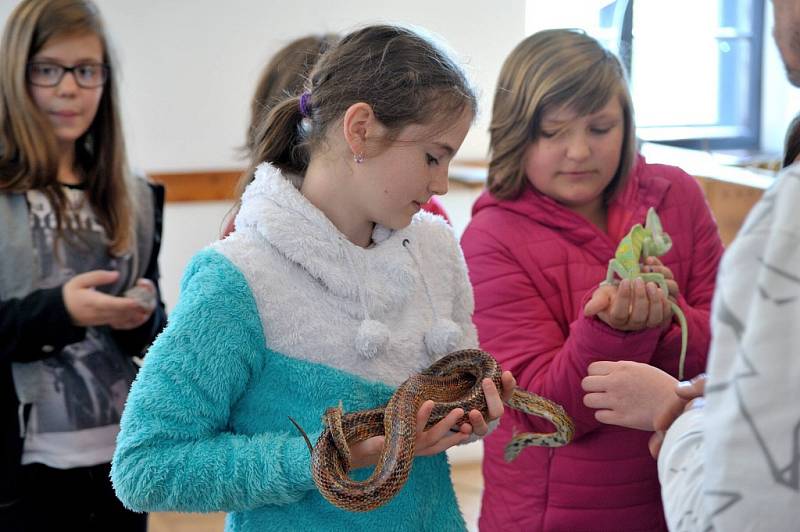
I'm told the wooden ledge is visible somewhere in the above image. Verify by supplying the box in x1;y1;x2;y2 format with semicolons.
148;146;773;246
149;169;241;202
148;166;483;202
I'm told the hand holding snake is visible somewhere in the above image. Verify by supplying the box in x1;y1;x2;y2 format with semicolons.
344;370;515;469
292;349;574;512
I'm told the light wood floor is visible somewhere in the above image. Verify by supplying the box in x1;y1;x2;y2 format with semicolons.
147;460;483;532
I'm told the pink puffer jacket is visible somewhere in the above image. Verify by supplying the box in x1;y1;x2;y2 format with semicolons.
461;155;723;531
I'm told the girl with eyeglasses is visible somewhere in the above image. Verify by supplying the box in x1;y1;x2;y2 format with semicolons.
0;1;166;530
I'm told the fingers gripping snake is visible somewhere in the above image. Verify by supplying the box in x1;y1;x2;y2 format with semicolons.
292;349;575;512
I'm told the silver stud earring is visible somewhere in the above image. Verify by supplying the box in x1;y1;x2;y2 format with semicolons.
354;152;365;164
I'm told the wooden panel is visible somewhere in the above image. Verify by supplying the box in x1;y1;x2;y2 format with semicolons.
149;170;241;202
148;168;482;202
694;175;764;247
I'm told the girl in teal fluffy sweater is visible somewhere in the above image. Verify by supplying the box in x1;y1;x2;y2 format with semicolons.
112;24;514;531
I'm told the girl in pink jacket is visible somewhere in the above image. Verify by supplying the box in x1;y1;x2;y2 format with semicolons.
461;29;723;531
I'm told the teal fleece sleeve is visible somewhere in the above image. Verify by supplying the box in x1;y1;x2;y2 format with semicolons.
111;249;316;512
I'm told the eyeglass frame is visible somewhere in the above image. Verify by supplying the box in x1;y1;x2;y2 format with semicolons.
26;62;110;89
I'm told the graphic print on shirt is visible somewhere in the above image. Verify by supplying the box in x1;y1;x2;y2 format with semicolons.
20;187;137;434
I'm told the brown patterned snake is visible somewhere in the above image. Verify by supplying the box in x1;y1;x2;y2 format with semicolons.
291;348;575;512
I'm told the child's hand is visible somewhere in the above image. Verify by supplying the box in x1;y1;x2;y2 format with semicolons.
63;271;155;330
648;374;706;458
584;278;671;331
348;402;471;468
348;435;386;469
581;360;678;431
463;371;516;437
413;401;472;456
348;372;518;468
642;257;679;299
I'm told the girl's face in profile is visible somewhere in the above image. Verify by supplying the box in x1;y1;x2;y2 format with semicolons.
523;96;624;222
27;32;105;152
357;106;473;231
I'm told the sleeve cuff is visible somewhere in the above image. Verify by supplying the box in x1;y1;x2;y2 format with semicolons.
280;431;318;493
571;314;661;362
658;407;706;530
26;286;85;358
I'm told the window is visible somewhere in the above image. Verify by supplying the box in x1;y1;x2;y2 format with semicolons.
526;0;765;149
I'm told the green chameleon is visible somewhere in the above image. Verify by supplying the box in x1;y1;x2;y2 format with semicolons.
602;207;688;380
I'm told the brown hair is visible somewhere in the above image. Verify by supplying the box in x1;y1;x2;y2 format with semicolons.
487;29;637;200
244;34;338;157
248;24;477;178
783;112;800;168
0;0;131;254
232;33;338;202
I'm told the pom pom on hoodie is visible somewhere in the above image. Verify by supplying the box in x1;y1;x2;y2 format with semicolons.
355;319;390;359
424;318;462;357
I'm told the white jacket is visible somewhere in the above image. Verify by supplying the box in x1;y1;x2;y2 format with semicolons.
658;164;800;531
220;162;478;386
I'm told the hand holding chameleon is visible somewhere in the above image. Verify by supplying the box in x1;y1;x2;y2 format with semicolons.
585;208;689;379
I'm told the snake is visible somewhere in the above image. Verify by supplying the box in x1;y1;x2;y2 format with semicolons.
291;348;575;512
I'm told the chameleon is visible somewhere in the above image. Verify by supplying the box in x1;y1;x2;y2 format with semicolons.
602;207;688;380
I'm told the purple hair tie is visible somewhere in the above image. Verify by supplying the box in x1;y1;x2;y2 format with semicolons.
299;91;312;117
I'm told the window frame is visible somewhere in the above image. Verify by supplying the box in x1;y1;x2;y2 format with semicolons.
616;0;765;150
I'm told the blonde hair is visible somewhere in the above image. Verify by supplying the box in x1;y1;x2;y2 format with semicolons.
488;29;636;200
0;0;131;254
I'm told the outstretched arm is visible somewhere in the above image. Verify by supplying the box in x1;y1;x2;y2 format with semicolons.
581;360;679;431
580;360;709;530
654;378;707;531
580;360;705;435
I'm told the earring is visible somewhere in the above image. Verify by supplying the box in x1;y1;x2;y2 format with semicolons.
83;133;94;154
354;152;365;164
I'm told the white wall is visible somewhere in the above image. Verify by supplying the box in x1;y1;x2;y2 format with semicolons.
4;1;793;166
104;0;528;171
0;0;526;171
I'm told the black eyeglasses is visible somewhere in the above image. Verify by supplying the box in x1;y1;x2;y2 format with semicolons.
27;62;109;88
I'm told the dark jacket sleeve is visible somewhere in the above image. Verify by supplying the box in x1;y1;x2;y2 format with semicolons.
0;287;86;364
111;182;168;357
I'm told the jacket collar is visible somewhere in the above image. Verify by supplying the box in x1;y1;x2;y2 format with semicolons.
235;163;416;309
234;163;464;360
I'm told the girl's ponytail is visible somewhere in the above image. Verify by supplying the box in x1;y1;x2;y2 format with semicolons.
246;95;308;180
240;24;476;192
